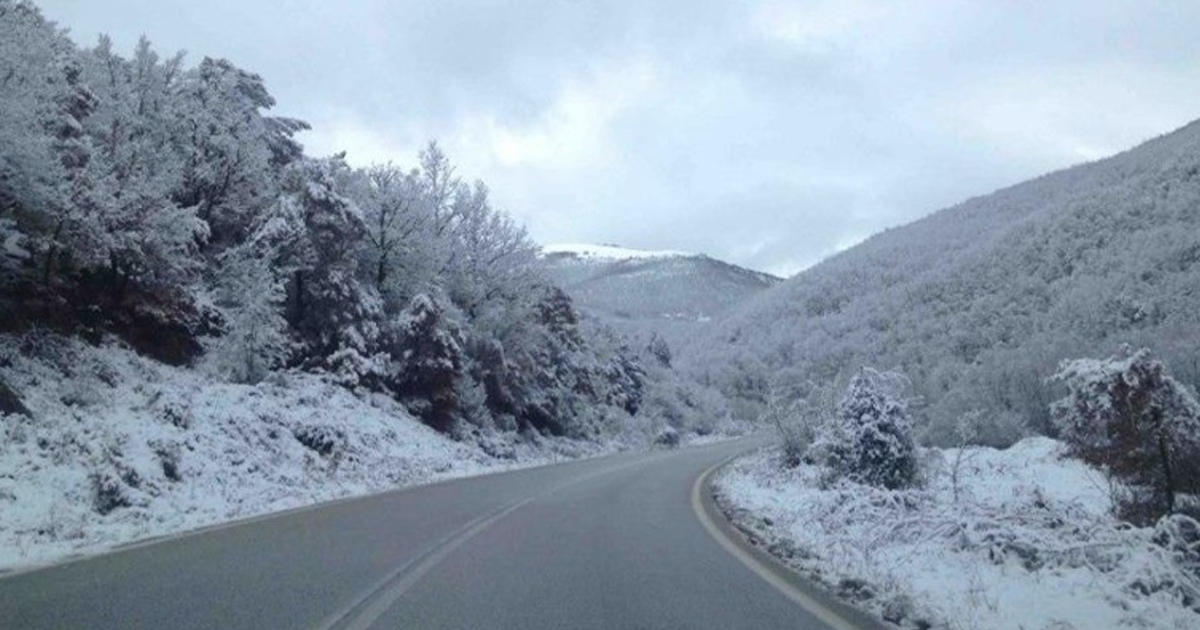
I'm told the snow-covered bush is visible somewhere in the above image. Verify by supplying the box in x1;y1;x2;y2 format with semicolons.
762;392;808;468
653;425;680;448
1052;347;1200;524
763;379;841;469
813;368;918;489
718;437;1200;630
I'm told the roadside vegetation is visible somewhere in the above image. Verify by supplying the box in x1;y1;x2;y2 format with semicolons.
722;350;1200;629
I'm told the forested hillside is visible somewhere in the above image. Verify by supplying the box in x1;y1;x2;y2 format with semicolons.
686;118;1200;444
542;244;779;348
0;0;722;444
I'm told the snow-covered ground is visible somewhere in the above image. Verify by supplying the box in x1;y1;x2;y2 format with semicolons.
715;438;1200;630
0;334;657;573
542;242;690;260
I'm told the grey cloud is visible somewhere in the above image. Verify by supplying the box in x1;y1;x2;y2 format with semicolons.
37;0;1200;276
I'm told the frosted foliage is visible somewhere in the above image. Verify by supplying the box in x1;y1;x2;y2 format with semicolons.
210;247;289;384
174;57;304;247
73;37;208;287
0;1;66;218
717;439;1200;630
392;293;465;432
255;157;386;384
813;368;918;489
1052;347;1200;522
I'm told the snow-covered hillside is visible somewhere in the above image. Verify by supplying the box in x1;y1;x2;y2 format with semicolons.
716;440;1200;630
542;243;780;349
0;334;651;573
689;119;1200;443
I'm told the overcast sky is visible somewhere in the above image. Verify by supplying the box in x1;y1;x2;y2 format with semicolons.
36;0;1200;276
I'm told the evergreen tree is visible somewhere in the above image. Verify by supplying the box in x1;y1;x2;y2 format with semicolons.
814;367;918;489
255;157;384;385
210;245;289;384
391;292;465;432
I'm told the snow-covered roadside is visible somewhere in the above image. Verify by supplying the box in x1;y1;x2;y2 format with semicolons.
0;335;665;573
714;439;1200;630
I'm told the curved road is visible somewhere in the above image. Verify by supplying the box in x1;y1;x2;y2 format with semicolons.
1;438;866;629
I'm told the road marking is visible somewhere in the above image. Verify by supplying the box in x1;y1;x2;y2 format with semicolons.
313;497;535;630
313;451;670;630
690;456;867;630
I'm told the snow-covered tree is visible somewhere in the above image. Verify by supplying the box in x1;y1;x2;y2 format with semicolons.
444;180;542;318
29;54;102;286
344;162;431;306
1052;347;1200;523
209;245;289;384
390;292;466;432
1;2;84;285
173;57;302;249
75;36;207;296
813;368;918;489
0;1;65;217
255;157;385;385
648;333;672;367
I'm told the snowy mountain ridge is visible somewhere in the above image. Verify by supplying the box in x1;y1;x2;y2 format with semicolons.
541;243;781;349
542;243;691;261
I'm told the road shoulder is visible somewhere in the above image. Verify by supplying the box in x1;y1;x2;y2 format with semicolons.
693;452;890;630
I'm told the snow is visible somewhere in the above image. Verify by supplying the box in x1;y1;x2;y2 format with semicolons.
1;219;30;261
0;335;648;573
542;242;690;261
715;438;1200;629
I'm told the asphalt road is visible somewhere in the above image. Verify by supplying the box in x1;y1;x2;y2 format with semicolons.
0;438;864;630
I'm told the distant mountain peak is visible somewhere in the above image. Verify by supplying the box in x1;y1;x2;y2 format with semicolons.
541;242;781;348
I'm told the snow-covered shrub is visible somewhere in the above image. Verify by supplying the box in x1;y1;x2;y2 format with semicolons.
718;438;1200;630
654;425;680;448
1052;347;1200;524
151;441;183;482
763;395;808;468
292;424;346;457
763;380;838;469
89;471;133;515
1153;514;1200;595
647;333;672;367
813;368;918;489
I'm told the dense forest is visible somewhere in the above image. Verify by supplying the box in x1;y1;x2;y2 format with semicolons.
0;0;722;445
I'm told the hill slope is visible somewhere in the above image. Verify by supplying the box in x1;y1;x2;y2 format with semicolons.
686;119;1200;443
542;244;780;348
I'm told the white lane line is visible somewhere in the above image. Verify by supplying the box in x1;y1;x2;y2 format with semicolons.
317;497;535;630
690;457;865;630
315;451;671;630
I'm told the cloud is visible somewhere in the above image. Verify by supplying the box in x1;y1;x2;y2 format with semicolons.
752;0;889;48
37;0;1200;275
456;58;661;171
